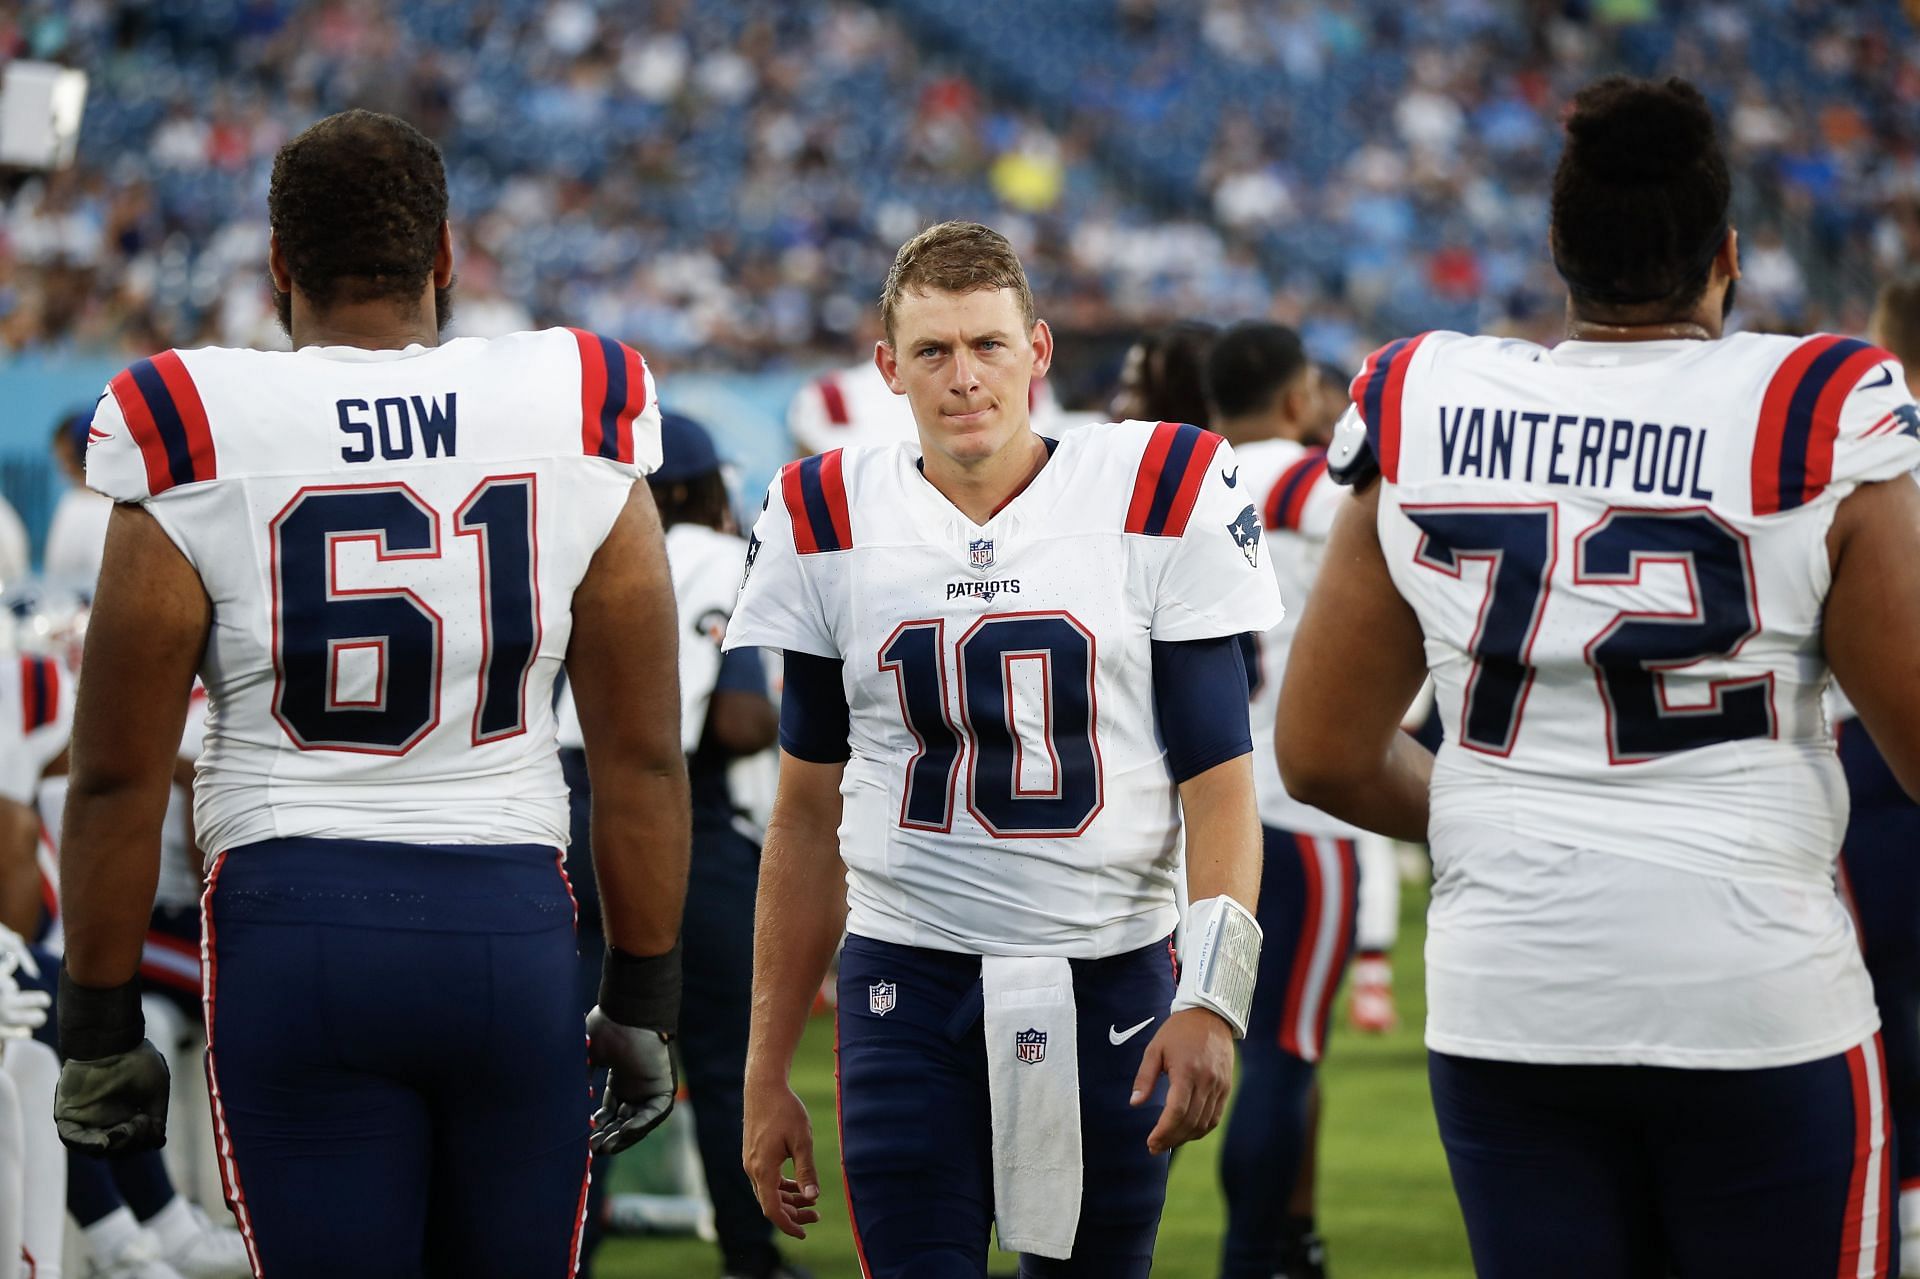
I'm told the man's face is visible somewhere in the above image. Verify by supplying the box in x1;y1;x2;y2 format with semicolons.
1307;366;1348;446
878;287;1050;468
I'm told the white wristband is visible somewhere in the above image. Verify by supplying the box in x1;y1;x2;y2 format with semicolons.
1171;895;1263;1038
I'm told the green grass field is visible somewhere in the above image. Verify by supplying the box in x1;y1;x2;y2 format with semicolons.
597;878;1470;1278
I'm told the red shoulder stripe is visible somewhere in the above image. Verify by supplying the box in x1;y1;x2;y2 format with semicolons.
818;375;851;426
779;451;853;554
151;351;216;486
615;340;648;466
1162;430;1223;538
569;328;609;459
108;366;174;495
1267;450;1331;532
1125;421;1181;534
1753;336;1892;513
1126;422;1222;536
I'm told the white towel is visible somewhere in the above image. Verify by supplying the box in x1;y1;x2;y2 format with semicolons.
980;954;1082;1260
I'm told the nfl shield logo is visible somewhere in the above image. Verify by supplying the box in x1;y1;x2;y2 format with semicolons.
1014;1028;1047;1065
868;982;896;1016
969;538;995;571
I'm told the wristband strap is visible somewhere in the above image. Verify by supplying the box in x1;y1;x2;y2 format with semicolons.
57;968;145;1061
1171;896;1263;1038
598;941;682;1034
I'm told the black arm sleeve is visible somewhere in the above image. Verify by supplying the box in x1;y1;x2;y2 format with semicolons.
778;650;852;764
1151;635;1255;783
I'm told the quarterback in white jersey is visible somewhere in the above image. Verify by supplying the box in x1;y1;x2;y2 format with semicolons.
51;110;691;1279
735;222;1278;1277
1282;76;1920;1279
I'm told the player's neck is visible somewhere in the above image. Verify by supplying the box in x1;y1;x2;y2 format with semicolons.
1212;413;1303;449
290;296;442;352
920;429;1051;525
1565;298;1722;344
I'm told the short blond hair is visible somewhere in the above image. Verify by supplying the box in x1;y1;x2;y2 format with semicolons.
879;221;1036;342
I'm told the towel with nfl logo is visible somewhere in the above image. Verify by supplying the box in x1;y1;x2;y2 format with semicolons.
980;954;1082;1259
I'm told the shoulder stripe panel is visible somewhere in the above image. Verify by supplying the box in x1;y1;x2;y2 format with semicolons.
1753;336;1892;513
1266;449;1330;532
568;329;647;464
1349;333;1431;484
818;375;851;426
780;450;853;554
1127;422;1224;537
109;353;217;494
20;657;56;733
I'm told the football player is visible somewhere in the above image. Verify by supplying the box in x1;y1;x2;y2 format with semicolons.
1203;321;1353;1279
51;109;691;1276
732;221;1280;1277
1281;77;1920;1277
1840;274;1920;1275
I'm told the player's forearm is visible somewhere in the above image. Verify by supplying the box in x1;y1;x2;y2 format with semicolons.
590;756;692;958
1281;731;1433;843
746;812;847;1085
59;778;170;986
1178;754;1262;910
0;799;42;937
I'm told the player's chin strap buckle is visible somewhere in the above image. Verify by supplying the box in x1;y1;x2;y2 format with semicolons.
1171;895;1263;1039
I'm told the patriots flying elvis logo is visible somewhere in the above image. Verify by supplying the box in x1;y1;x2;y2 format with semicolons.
1227;504;1262;568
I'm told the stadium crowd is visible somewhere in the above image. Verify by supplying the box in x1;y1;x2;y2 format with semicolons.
0;0;1913;376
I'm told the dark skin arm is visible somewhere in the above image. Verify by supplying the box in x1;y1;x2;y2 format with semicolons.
0;796;41;937
1277;484;1434;841
1826;476;1920;800
704;687;778;758
568;482;691;956
61;505;209;987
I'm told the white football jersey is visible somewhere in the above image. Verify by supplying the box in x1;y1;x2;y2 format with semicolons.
1357;330;1920;1067
0;655;70;808
85;330;660;856
1235;439;1361;838
554;520;747;755
726;420;1284;958
787;359;1064;456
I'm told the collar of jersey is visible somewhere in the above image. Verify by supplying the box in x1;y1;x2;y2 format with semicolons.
1549;338;1712;369
906;434;1063;544
295;342;439;362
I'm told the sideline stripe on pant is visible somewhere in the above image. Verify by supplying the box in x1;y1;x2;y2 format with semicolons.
1278;835;1355;1064
1840;1035;1892;1279
200;851;265;1277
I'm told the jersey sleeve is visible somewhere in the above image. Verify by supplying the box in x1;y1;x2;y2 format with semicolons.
1261;446;1344;542
1149;438;1287;641
564;328;664;477
1750;337;1920;514
84;380;154;503
178;684;210;763
722;474;840;659
675;548;742;755
1348;332;1465;484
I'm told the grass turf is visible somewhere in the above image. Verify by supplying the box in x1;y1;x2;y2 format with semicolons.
594;877;1470;1277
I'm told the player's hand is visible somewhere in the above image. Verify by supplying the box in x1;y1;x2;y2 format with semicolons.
585;1006;676;1155
54;1039;170;1156
1130;1007;1234;1155
0;950;49;1038
743;1073;820;1239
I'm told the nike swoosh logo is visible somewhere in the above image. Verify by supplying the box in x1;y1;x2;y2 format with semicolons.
1864;366;1896;390
1221;467;1238;487
1109;1017;1154;1046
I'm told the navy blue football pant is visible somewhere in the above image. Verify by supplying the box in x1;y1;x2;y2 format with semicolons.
203;837;590;1279
1218;826;1357;1279
836;934;1174;1278
680;820;783;1275
1431;1041;1895;1278
1840;719;1920;1197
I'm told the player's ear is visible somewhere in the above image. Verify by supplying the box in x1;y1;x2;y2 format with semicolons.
874;338;906;395
267;232;293;294
434;220;455;288
1029;319;1054;381
1719;226;1741;283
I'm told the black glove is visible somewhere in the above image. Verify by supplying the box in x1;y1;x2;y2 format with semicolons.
586;941;681;1156
53;969;170;1156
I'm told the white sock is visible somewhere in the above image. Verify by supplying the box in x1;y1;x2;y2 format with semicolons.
5;1040;63;1279
83;1205;142;1262
146;1194;199;1255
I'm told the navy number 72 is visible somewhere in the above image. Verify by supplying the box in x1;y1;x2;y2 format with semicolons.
1406;503;1771;762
